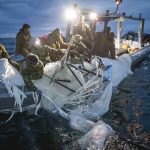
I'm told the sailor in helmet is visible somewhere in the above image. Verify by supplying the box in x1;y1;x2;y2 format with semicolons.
69;35;91;63
47;28;70;61
21;53;44;91
73;16;94;49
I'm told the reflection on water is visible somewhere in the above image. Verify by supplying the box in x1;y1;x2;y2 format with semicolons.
0;57;150;150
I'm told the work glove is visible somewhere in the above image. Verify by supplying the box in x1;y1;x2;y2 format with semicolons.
58;49;66;55
70;49;78;56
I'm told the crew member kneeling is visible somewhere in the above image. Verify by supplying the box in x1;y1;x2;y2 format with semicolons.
21;54;44;91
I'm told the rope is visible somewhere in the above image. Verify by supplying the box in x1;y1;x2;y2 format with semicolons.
32;92;39;104
0;111;15;125
0;78;26;123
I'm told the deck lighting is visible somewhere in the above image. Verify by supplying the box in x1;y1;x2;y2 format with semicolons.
89;12;97;20
115;0;122;5
34;38;41;46
65;8;77;21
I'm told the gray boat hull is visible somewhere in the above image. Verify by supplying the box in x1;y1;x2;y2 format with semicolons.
131;46;150;65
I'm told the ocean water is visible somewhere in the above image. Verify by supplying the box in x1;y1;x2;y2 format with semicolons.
0;38;150;150
0;38;16;54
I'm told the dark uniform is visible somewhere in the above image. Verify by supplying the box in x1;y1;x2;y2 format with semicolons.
92;32;109;57
0;44;20;71
21;54;44;91
15;24;31;57
92;28;116;59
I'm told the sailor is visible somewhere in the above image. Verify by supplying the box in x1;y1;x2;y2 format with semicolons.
0;44;20;71
70;35;91;63
15;24;31;57
73;16;94;49
21;54;44;91
92;26;116;59
107;32;116;59
47;28;68;49
31;38;59;65
104;26;111;37
47;28;68;61
92;31;108;57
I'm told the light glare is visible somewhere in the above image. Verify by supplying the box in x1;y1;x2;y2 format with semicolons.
89;12;97;20
65;8;77;21
116;1;120;5
34;38;41;46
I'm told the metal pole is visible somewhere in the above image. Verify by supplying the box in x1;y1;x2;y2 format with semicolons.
67;64;83;86
117;18;122;49
139;19;144;47
66;22;72;42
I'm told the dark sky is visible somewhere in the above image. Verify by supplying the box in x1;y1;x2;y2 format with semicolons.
0;0;150;38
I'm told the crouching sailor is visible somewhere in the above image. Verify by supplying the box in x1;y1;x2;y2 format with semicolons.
0;44;20;71
47;28;69;61
31;38;62;65
21;54;44;91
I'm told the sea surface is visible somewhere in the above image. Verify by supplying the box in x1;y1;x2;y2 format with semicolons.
0;38;16;54
0;38;150;150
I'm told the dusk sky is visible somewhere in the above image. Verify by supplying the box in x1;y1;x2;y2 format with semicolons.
0;0;150;38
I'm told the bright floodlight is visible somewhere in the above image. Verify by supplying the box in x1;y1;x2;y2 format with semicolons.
65;8;77;21
116;1;120;5
115;0;122;5
34;38;41;46
89;12;97;20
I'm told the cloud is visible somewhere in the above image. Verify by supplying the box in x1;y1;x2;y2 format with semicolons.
0;0;150;37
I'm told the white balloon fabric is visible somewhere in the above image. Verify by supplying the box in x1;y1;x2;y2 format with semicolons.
0;58;24;86
0;54;133;149
34;54;132;119
0;58;25;113
78;120;113;150
101;54;132;87
33;54;132;149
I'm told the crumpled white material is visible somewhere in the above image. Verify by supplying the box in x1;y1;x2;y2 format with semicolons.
101;54;132;87
71;81;112;120
33;54;132;149
34;54;132;119
0;58;24;86
70;114;114;149
0;53;133;148
78;120;113;150
69;113;95;133
34;61;85;112
0;59;26;113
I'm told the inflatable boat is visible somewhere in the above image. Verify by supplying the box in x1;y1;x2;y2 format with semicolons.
0;6;150;115
0;2;150;149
